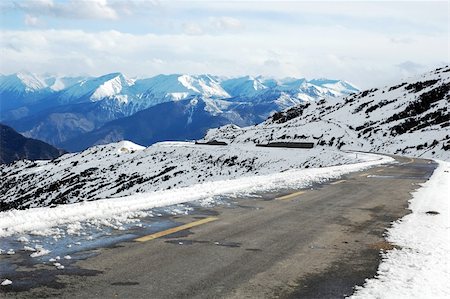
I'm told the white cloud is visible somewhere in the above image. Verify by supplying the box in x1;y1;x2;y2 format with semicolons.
396;61;425;73
182;22;203;35
24;14;39;26
69;0;118;20
5;0;160;20
4;0;165;21
210;17;242;31
180;17;243;35
1;2;448;88
0;28;447;88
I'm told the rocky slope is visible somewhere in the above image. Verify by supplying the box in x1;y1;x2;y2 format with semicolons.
203;66;450;160
0;124;65;164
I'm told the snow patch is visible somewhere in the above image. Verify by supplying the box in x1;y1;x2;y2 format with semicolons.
349;160;450;298
30;247;51;258
23;246;36;252
1;279;12;286
17;236;29;243
116;140;145;154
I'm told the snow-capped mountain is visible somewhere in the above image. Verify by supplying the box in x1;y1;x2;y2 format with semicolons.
0;72;358;148
0;71;48;93
41;74;90;92
0;72;89;120
203;66;450;160
56;72;135;104
0;72;52;114
221;76;268;97
136;74;229;99
1;72;357;120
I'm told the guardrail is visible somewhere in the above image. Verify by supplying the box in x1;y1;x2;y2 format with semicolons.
195;140;228;146
256;142;314;149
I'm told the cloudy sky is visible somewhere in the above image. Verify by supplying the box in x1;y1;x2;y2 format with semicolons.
0;0;448;88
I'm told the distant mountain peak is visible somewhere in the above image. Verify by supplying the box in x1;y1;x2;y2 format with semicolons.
90;72;135;102
0;72;47;93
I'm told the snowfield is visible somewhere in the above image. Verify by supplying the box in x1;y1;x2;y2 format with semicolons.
349;160;450;298
0;150;392;237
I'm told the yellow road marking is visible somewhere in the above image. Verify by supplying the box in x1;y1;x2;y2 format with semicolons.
376;169;384;173
134;217;218;242
330;180;346;185
359;173;368;177
276;191;305;200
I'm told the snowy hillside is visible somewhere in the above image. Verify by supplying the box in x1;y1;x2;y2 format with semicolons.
0;140;380;211
204;66;450;160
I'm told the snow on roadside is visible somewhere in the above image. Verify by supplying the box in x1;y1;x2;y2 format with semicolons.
0;153;392;238
1;279;12;286
349;160;450;298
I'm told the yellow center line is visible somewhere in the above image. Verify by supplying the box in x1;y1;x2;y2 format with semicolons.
276;190;305;200
376;169;384;173
359;173;368;177
134;217;218;242
330;180;346;185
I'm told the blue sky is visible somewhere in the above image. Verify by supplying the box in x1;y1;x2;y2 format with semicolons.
0;0;448;88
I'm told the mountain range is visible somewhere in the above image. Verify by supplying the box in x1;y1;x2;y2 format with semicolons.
0;72;358;151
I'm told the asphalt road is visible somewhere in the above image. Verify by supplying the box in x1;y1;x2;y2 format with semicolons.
2;155;437;299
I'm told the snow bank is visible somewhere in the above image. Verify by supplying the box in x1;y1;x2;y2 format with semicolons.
1;279;12;286
349;160;450;298
116;140;145;153
0;153;392;237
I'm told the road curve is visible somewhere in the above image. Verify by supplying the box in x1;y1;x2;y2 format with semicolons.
3;155;437;299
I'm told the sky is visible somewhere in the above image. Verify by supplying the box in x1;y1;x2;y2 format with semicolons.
0;0;448;88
